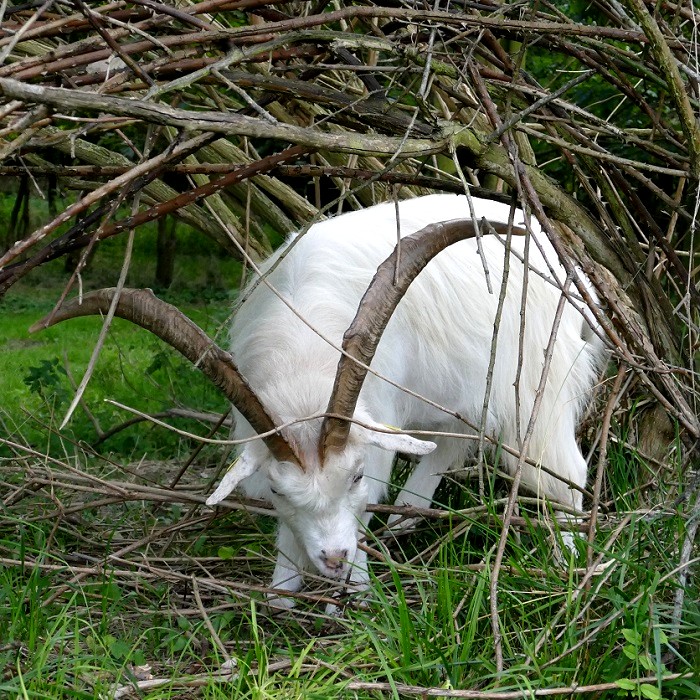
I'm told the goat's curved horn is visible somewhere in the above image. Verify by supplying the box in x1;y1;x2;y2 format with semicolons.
320;217;527;457
30;288;302;467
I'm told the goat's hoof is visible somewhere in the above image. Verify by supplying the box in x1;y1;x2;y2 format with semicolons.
560;531;577;554
266;594;296;612
324;600;343;616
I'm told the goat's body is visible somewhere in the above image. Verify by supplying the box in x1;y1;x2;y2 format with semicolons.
229;194;605;604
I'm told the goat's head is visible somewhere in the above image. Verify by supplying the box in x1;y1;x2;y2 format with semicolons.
205;383;436;578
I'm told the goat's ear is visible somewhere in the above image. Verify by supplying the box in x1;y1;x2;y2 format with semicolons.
362;421;437;456
206;450;259;506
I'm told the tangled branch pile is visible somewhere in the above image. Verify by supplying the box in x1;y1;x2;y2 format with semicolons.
0;0;698;445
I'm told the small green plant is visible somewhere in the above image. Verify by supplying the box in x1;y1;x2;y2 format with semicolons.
615;627;668;699
23;357;69;405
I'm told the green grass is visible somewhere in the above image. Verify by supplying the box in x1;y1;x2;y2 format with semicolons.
0;210;239;460
1;478;697;698
0;301;231;461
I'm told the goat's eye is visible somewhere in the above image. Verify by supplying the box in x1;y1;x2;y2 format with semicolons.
352;472;364;484
269;487;281;496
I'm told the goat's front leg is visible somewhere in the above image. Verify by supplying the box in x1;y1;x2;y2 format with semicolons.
268;523;304;610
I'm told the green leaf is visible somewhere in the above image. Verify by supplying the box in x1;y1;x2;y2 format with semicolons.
615;679;637;691
110;638;132;660
145;350;169;376
640;684;662;700
103;581;122;601
622;628;642;646
640;654;656;671
622;644;638;660
218;546;236;560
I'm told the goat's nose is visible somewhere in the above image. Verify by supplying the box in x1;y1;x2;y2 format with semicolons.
320;548;348;571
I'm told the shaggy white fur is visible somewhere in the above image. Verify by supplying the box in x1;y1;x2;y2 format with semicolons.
213;194;606;610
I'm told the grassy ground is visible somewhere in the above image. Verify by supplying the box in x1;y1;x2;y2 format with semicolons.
0;212;238;460
1;444;698;699
0;290;230;460
1;218;698;699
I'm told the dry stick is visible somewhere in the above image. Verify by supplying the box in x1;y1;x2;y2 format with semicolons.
61;351;104;438
0;77;448;158
587;366;626;570
75;6;174;56
0;0;53;63
418;0;440;98
340;674;692;698
486;69;596;143
59;155;143;428
450;145;497;501
467;60;545;675
73;0;156;87
512;198;530;456
143;31;299;100
8;473;275;519
4;28;309;81
192;576;232;664
129;0;216;31
671;481;700;647
0;162;462;187
0;14;177;69
93;409;232;446
0;2;144;48
489;279;572;673
0;130;211;270
0;105;50;161
515;123;687;176
468;64;536;469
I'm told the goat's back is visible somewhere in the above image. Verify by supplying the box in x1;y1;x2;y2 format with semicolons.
231;195;604;440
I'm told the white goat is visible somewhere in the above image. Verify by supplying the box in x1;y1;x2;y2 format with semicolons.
210;194;606;608
35;194;606;612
